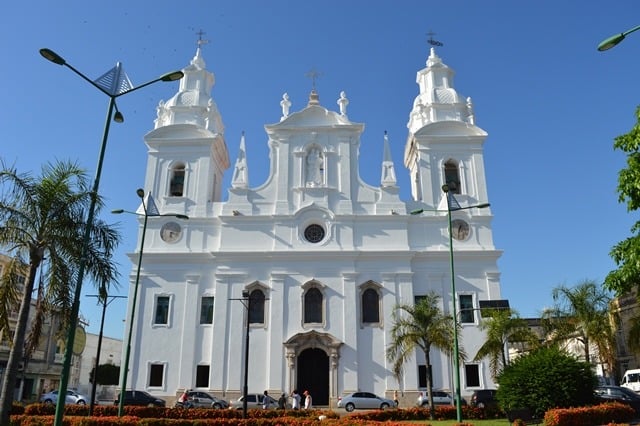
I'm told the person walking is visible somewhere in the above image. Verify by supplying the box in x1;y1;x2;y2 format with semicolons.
291;389;301;410
303;390;312;410
278;393;287;410
262;390;270;409
393;390;399;407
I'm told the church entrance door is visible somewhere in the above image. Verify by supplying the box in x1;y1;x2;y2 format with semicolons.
297;348;329;406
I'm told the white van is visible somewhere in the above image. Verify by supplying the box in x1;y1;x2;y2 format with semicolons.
621;369;640;392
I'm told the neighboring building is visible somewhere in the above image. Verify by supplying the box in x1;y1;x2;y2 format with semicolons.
76;332;123;400
611;289;640;377
122;46;504;405
0;253;70;401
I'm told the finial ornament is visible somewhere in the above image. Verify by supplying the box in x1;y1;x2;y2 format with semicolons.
196;29;210;48
305;68;323;91
427;30;444;47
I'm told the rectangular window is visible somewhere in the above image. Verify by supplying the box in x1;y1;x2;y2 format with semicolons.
418;364;432;388
414;295;426;306
196;365;210;388
155;296;170;325
149;364;164;387
200;296;214;324
465;364;480;387
459;294;474;323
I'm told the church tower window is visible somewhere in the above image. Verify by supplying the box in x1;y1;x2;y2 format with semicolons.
248;289;265;324
200;296;214;324
169;163;186;196
304;224;325;243
304;287;323;324
154;296;170;325
362;288;380;324
443;160;461;194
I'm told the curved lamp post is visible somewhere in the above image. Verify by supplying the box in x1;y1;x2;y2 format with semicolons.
597;25;640;51
113;188;188;417
411;184;490;422
39;48;183;426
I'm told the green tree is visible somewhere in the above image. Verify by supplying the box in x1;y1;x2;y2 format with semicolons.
496;346;597;418
90;363;121;385
542;280;615;378
473;309;539;379
386;292;464;417
0;160;120;424
606;106;640;294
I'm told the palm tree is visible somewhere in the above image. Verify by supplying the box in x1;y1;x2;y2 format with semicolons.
386;292;464;417
473;308;539;379
542;280;615;377
0;160;120;424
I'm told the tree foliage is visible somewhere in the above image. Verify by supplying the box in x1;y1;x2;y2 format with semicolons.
386;292;464;416
541;280;616;380
89;363;120;385
606;106;640;295
496;346;597;418
473;309;539;379
0;160;120;424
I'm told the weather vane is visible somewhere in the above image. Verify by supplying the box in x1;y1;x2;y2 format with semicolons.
305;68;323;91
196;29;210;48
427;30;444;47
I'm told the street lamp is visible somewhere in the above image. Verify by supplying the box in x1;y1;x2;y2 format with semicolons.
113;188;188;417
86;292;126;415
39;48;183;426
230;290;251;419
411;184;490;422
597;24;640;51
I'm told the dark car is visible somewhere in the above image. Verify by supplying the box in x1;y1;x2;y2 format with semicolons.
115;390;166;407
469;389;498;409
594;385;640;414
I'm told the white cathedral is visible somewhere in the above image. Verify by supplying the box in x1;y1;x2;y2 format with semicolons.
122;44;504;406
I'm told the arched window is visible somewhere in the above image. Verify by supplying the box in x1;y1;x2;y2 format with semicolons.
443;160;461;194
248;289;265;324
304;287;323;324
362;288;380;324
169;164;185;197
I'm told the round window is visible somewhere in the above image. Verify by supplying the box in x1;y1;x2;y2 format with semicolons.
304;224;325;243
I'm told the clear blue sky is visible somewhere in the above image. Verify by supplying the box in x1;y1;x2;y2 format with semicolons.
2;1;639;340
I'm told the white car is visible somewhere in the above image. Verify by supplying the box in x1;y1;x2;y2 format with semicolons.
417;390;467;406
229;393;279;410
337;392;396;412
39;389;88;405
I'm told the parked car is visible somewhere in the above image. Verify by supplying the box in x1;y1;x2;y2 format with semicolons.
40;389;88;405
595;385;640;414
417;390;467;406
469;389;498;409
229;393;279;410
337;392;396;412
179;390;229;409
114;390;166;407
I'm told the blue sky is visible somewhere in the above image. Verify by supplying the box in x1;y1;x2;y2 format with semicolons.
2;1;639;340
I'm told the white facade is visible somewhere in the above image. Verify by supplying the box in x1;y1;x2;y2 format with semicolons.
122;46;503;405
76;333;122;398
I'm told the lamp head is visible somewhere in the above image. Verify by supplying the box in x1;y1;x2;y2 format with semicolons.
174;214;189;220
161;71;184;82
410;209;424;215
442;184;450;193
598;33;625;51
476;203;491;209
242;290;250;298
136;188;145;199
39;48;66;65
113;102;124;123
111;209;124;214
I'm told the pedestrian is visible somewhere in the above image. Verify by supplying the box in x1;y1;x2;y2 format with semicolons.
278;393;287;410
303;390;312;410
291;389;301;410
263;390;270;409
393;390;399;407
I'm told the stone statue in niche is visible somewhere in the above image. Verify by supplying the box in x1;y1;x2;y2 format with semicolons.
280;93;291;120
306;148;324;186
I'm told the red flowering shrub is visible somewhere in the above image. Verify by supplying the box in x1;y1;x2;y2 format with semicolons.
543;402;634;426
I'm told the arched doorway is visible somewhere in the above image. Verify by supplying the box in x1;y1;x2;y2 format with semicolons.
297;348;329;405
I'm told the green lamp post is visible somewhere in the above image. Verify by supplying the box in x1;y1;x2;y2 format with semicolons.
411;184;490;422
39;48;183;426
